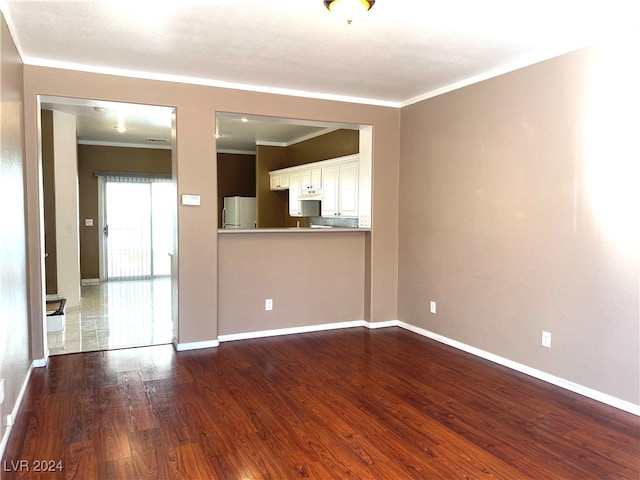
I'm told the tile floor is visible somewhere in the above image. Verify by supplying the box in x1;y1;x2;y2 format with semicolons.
47;277;174;355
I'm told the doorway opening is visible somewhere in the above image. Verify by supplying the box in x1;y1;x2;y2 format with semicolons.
39;96;177;355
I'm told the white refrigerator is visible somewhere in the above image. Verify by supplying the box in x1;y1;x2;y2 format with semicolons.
223;196;256;229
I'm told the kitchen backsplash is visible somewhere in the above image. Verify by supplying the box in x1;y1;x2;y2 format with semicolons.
309;216;359;228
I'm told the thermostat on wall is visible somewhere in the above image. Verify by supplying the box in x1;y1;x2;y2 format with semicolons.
181;194;201;206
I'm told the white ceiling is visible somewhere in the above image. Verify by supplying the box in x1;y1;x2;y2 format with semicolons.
3;0;637;149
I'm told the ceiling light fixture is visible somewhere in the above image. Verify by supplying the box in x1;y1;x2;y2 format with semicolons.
324;0;374;24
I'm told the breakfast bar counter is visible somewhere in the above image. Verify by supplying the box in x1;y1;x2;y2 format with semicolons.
218;227;370;234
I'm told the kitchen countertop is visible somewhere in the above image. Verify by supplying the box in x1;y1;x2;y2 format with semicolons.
218;227;370;234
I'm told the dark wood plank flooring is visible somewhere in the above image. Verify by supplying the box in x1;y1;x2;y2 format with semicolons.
3;327;639;479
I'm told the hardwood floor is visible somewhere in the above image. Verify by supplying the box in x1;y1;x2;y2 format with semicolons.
3;328;639;479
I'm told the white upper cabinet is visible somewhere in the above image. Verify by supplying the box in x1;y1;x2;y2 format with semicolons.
322;161;358;218
320;164;338;216
288;171;302;216
300;167;322;194
269;154;360;219
269;172;289;190
337;161;359;217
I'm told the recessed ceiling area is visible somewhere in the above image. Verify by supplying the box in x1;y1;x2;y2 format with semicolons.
4;1;637;106
216;113;359;153
40;96;174;149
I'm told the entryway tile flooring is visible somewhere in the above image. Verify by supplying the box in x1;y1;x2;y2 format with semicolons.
47;277;173;355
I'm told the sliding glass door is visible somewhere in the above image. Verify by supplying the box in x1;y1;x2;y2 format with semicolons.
101;176;172;279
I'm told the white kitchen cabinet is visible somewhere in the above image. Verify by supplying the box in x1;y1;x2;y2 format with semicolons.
288;171;302;216
337;161;359;217
321;160;358;218
300;167;322;194
269;172;289;190
269;154;361;220
320;164;338;216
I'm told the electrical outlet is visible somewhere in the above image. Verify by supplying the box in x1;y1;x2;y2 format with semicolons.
265;298;273;311
542;331;551;348
5;413;13;427
430;301;437;314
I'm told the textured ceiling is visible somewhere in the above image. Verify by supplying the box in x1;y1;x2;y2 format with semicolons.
3;0;637;106
4;0;637;149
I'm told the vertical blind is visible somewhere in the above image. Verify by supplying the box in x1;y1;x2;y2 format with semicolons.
100;174;172;279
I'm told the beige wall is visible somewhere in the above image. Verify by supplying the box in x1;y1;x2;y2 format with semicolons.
398;40;640;405
22;65;401;356
0;12;30;448
218;232;365;335
77;145;172;279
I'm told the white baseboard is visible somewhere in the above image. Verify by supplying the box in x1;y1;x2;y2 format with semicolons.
365;320;398;329
81;278;100;286
217;320;367;343
395;321;640;416
173;338;220;351
181;318;639;416
32;357;48;368
0;363;34;460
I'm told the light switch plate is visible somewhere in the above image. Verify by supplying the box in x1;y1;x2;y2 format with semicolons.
181;194;201;206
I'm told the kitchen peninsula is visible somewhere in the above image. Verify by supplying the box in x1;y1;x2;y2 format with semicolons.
216;120;373;338
219;226;369;234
